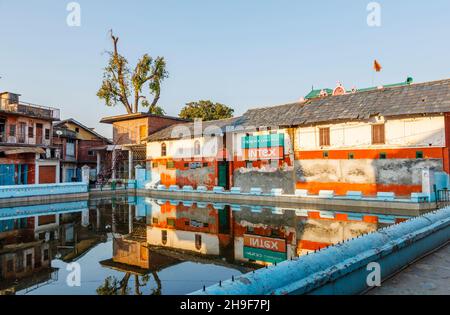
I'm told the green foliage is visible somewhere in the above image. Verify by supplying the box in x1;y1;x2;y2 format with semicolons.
179;100;234;121
97;31;168;114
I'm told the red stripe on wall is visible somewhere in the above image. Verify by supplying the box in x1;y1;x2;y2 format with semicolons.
295;147;443;160
295;182;422;197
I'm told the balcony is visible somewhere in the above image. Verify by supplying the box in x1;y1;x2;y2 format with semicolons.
0;98;60;121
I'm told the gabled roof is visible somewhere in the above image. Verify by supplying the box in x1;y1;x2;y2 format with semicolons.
54;118;111;143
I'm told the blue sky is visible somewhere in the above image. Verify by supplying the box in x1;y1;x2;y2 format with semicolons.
1;0;450;137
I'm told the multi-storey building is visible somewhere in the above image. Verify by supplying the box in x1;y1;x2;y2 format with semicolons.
0;91;61;185
98;113;188;180
53;118;111;183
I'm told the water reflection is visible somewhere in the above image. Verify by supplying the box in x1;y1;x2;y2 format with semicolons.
0;196;411;295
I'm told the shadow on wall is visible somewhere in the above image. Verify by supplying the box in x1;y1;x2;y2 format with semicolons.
233;168;295;194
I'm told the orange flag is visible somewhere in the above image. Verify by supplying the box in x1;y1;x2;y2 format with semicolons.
374;60;382;72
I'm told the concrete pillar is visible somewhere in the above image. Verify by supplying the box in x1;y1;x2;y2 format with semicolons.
128;150;133;180
81;165;90;184
422;167;436;202
35;153;40;184
56;160;61;183
128;204;133;234
111;149;117;180
81;209;90;227
96;208;101;231
96;152;101;177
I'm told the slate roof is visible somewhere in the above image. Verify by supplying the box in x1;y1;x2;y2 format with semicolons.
235;78;450;128
147;78;450;142
146;116;240;141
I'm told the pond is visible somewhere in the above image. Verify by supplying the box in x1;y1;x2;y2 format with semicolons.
0;195;412;295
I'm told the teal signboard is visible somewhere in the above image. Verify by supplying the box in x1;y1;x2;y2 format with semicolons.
243;246;287;264
242;133;285;149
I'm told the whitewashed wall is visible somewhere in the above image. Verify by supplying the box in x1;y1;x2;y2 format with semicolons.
147;227;220;255
295;116;445;150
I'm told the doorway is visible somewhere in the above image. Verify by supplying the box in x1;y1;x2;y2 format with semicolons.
217;161;229;189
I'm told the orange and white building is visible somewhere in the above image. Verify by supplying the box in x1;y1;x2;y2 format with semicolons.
146;77;450;197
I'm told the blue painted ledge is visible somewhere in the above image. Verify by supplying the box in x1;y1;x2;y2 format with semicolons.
0;182;88;199
190;207;450;295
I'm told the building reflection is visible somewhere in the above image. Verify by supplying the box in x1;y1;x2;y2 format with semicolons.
0;196;411;295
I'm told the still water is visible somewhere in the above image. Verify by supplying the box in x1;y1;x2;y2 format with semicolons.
0;196;411;295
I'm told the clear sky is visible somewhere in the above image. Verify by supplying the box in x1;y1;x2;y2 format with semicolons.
1;0;450;138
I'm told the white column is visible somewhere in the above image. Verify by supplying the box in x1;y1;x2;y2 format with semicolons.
128;204;133;234
96;152;101;176
81;165;90;184
128;150;133;180
56;160;61;183
81;209;90;227
111;149;116;180
35;153;40;184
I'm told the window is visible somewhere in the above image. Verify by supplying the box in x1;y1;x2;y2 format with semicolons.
167;218;175;226
18;122;26;143
45;129;50;140
161;143;167;157
7;259;13;272
28;125;34;138
203;162;208;167
194;140;201;156
372;124;385;144
319;127;330;146
416;151;424;159
195;234;202;250
88;150;95;156
26;253;33;268
43;249;49;261
9;124;16;137
379;152;387;159
348;152;354;160
161;230;168;245
167;161;175;169
16;253;24;272
152;217;159;224
139;125;147;140
323;151;329;158
75;127;80;133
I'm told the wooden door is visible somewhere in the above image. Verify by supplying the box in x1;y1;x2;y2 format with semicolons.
39;165;56;184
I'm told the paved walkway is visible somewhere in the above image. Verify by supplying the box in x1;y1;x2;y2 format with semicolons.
368;243;450;295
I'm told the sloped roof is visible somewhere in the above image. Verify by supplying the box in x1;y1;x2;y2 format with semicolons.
236;78;450;128
146;78;450;142
54;118;111;143
146;117;239;142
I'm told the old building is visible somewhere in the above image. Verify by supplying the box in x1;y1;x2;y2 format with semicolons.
0;91;61;185
98;113;188;181
146;117;238;189
146;77;450;196
53;118;111;182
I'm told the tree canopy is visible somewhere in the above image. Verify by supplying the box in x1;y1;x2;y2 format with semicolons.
97;31;167;115
179;100;234;121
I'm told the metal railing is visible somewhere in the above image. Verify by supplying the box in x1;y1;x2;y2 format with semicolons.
0;131;49;145
0;97;60;120
437;189;450;207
